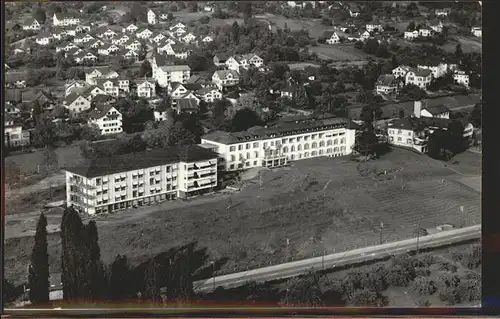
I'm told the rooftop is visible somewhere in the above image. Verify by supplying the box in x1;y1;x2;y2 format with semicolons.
67;145;218;178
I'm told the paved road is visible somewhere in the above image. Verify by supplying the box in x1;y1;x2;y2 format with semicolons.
193;225;480;293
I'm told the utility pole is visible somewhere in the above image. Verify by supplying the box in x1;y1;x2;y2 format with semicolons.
415;222;420;254
460;205;465;228
210;261;215;291
379;221;384;245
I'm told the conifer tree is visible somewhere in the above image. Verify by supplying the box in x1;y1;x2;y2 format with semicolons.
61;206;85;300
109;255;131;300
28;213;50;304
143;258;160;303
82;221;106;301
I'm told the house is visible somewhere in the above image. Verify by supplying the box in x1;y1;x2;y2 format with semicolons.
404;30;419;40
157;43;189;59
91;94;117;108
174;98;199;115
170;22;186;31
158;10;170;21
5;102;21;115
87;105;123;135
213;54;230;66
36;32;52;46
74;33;96;44
154;64;191;88
95;79;120;97
323;31;340;44
96;27;117;40
33;90;56;110
435;8;450;17
122;49;139;62
429;20;443;33
170;26;187;37
64;79;87;96
4;114;31;148
89;39;105;49
169;82;190;98
63;92;91;116
154;108;169;122
212;70;240;90
365;23;384;33
196;87;222;103
98;43;120;55
53;13;80;26
387;101;472;153
123;23;139;33
417;63;448;78
281;86;296;98
405;68;432;88
418;28;432;37
65;145;218;214
22;18;41;30
201;36;214;43
471;27;482;37
201;114;356;171
136;28;153;39
392;65;411;78
348;4;361;17
65;47;84;58
181;32;197;44
453;70;470;88
75;25;91;33
135;79;156;98
83;85;108;99
375;74;401;96
85;68;119;85
420;104;450;119
150;32;166;44
124;38;142;51
147;9;157;25
112;34;130;45
360;30;371;41
204;5;214;12
73;50;98;65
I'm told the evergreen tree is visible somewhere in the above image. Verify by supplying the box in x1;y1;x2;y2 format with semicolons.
176;247;194;301
61;206;85;300
143;258;160;303
28;213;50;304
109;255;131;300
294;86;309;109
82;221;106;301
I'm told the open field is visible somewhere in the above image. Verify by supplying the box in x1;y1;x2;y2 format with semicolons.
4;148;481;285
309;44;371;61
441;36;482;54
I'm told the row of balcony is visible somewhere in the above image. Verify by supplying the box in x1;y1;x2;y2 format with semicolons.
187;170;216;180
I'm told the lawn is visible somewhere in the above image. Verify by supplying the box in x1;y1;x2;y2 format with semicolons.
309;44;371;61
441;36;482;54
4;148;481;285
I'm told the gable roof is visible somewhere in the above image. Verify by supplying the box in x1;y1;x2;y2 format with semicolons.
64;92;88;105
323;30;337;38
409;68;432;77
376;74;398;86
88;105;119;120
67;145;217;178
423;104;450;115
176;98;198;110
214;69;239;80
159;64;191;72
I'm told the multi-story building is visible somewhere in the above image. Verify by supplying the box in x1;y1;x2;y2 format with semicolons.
392;65;411;78
453;70;470;88
147;9;157;24
63;92;91;116
387;101;473;153
201;115;357;171
154;64;191;88
65;145;218;215
4;114;31;148
417;63;449;79
87;105;123;135
405;68;432;89
85;68;120;85
375;74;401;96
53;13;80;26
136;79;156;98
212;70;239;90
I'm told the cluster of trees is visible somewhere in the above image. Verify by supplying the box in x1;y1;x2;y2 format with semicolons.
19;207;208;306
427;119;470;160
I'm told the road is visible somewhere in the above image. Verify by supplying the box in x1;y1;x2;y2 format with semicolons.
193;225;480;293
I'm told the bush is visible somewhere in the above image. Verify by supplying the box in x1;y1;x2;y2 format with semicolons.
411;276;437;295
347;288;388;307
438;271;461;289
415;253;436;267
438;261;458;273
463;245;481;269
456;279;481;302
438;286;461;305
415;267;431;277
451;251;465;263
416;297;432;307
386;265;415;287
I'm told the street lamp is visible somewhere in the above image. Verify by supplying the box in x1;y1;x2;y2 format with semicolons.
210;261;215;291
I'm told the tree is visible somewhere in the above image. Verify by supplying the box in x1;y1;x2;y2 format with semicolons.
82;221;106;300
280;273;323;306
28;213;50;304
399;108;405;119
455;43;463;59
5;161;21;186
186;52;211;72
33;6;47;24
469;102;481;127
143;258;160;303
411;276;437;295
139;60;152;78
364;38;379;55
108;255;131;300
348;288;387;306
199;15;210;24
230;108;262;132
34;114;57;148
61;206;85;300
231;21;240;44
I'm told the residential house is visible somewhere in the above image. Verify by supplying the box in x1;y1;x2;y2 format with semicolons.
281;86;296;98
170;22;186;31
429;20;443;33
85;67;120;85
75;25;91;33
360;30;371;41
417;63;448;78
147;9;157;25
65;47;84;58
98;43;120;55
418;28;432;37
150;32;166;44
96;27;118;40
375;74;401;96
4;114;31;148
435;8;450;17
158;10;170;21
121;49;139;62
181;32;197;44
84;85;108;98
157;43;189;59
196;87;222;103
365;23;384;33
202;36;213;43
471;27;482;37
64;92;92;116
213;54;229;67
136;28;153;39
22;18;41;30
154;108;169;121
36;32;52;46
123;23;139;33
5;102;21;116
89;39;105;49
124;38;142;51
112;33;131;45
64;145;218;215
174;98;199;115
32;90;56;111
404;30;419;40
201;115;356;171
348;4;361;17
323;31;340;44
169;82;190;98
73;50;98;65
420;104;450;119
53;13;80;26
405;68;432;88
453;70;470;88
154;64;191;88
95;79;120;97
87;105;123;135
135;79;156;98
387;101;472;153
392;65;411;78
212;70;240;90
74;33;96;44
65;79;87;96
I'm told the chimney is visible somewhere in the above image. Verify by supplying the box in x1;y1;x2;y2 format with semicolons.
414;100;422;118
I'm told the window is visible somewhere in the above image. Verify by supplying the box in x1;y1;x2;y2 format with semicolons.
230;164;235;169
408;131;412;136
407;139;413;144
264;142;268;148
96;178;101;186
253;142;259;148
231;155;236;161
397;137;402;142
283;146;288;153
238;145;243;151
304;144;309;150
297;145;302;151
312;142;317;149
246;143;250;149
254;151;259;158
230;146;236;152
246;152;250;159
327;140;332;146
319;141;325;147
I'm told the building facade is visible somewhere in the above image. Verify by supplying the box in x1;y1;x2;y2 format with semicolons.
65;146;218;215
201;116;356;171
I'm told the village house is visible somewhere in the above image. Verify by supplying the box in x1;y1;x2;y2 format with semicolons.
471;27;482;37
417;63;449;78
135;79;156;98
404;30;419;40
85;68;120;85
75;25;91;33
405;68;432;88
5;102;21;116
124;38;142;51
87;105;123;135
98;43;121;55
212;70;240;90
429;20;443;33
154;64;191;88
112;34;130;45
435;8;450;17
95;79;124;97
36;32;52;46
453;70;470;88
158;10;170;21
4;114;31;148
359;30;371;41
73;50;98;65
136;28;153;39
323;30;340;44
365;23;384;33
121;49;139;62
123;23;139;33
418;28;432;37
375;74;401;96
89;39;105;49
348;4;361;17
387;101;472;153
63;92;92;116
53;13;80;26
173;98;199;115
150;32;166;44
392;65;411;79
420;104;450;119
65;79;87;96
196;87;223;103
147;9;157;25
96;27;118;40
22;18;41;30
181;32;197;44
154;108;169;121
201;36;214;43
281;86;296;98
74;33;96;44
213;54;229;67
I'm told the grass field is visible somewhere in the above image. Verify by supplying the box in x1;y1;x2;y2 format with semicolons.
441;36;482;54
4;148;481;285
309;44;371;61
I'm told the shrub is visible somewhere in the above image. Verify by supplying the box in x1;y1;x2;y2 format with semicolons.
411;276;437;295
463;245;481;269
438;271;461;289
438;261;458;273
456;279;481;302
386;265;415;287
416;297;432;307
438;286;461;305
415;267;431;277
411;253;436;267
347;288;388;307
360;265;388;293
451;251;465;263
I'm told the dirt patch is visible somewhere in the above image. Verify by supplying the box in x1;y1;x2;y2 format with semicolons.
5;186;66;216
